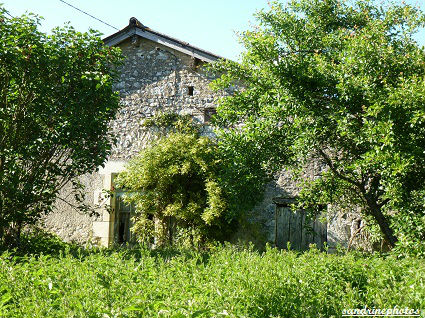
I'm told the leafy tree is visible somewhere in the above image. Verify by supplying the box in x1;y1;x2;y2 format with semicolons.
0;9;123;245
210;0;425;249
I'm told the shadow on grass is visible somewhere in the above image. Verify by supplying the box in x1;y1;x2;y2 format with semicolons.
0;227;211;265
0;228;89;259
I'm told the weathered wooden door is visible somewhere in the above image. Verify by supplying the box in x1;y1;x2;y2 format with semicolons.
275;204;327;250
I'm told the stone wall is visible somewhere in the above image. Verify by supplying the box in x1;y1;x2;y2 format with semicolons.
40;173;103;243
109;38;223;160
237;158;365;251
238;161;325;247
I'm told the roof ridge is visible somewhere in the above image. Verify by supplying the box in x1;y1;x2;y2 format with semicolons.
103;17;225;63
129;17;146;29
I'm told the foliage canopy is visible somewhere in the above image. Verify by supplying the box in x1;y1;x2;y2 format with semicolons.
0;9;123;244
210;0;425;249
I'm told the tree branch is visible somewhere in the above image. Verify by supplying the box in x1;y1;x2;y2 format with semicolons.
317;148;362;189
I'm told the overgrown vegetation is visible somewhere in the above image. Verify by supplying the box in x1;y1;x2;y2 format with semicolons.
116;114;232;247
0;232;424;318
115;132;229;247
115;112;271;247
210;0;425;251
0;8;123;246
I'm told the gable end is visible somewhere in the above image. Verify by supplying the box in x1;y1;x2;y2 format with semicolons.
103;17;223;63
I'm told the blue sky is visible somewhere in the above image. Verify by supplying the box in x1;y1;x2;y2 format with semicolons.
1;0;269;61
1;0;424;61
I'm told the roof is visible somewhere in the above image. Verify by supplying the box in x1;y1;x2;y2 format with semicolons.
103;17;223;63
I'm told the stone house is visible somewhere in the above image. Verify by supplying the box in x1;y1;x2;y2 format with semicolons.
42;18;361;250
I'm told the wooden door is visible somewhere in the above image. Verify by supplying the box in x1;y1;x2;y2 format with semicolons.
275;205;327;250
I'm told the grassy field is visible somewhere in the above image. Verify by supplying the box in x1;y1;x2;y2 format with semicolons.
0;233;424;317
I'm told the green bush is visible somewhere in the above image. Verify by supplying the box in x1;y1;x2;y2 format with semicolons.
1;244;424;317
115;132;231;247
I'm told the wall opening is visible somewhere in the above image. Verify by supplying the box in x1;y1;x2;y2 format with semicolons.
114;190;136;244
190;57;201;69
187;86;194;96
203;108;217;123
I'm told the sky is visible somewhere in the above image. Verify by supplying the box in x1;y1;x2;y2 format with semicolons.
1;0;270;61
1;0;424;61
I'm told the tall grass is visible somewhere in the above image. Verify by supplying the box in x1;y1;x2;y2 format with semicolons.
0;234;424;317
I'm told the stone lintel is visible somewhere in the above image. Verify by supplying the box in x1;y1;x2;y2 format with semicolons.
273;197;297;207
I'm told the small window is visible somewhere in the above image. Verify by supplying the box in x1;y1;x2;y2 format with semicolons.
187;86;194;96
204;108;217;123
190;57;201;69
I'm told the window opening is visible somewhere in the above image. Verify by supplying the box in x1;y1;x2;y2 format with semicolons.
203;107;217;123
114;190;135;244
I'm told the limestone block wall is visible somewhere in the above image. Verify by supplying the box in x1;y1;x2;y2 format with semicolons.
109;38;223;160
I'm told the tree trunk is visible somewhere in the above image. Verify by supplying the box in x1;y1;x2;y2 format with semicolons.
167;216;173;245
15;220;22;247
0;154;4;244
154;216;169;247
0;223;3;245
367;199;397;248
